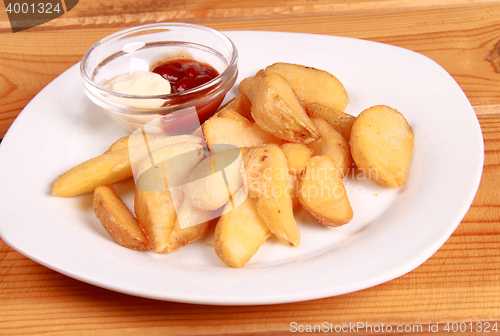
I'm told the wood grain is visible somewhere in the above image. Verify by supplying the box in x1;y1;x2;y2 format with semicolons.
0;1;499;334
0;120;498;335
1;2;500;137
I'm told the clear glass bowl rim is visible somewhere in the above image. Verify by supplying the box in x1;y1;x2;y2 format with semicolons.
80;22;238;101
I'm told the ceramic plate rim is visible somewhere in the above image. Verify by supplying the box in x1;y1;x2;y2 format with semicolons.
0;31;484;305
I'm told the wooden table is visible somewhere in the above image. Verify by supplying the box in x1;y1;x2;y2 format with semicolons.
1;1;499;334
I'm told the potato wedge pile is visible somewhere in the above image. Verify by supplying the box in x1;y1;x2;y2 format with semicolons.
52;62;413;268
205;62;413;266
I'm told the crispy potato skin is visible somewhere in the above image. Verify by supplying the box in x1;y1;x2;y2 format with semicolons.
133;137;214;253
264;62;349;112
202;114;280;151
166;218;213;253
350;105;414;187
214;195;271;268
135;187;213;253
305;102;356;141
238;76;264;102
307;118;352;177
53;134;203;198
52;148;133;197
238;70;265;101
243;144;300;247
251;73;319;144
299;156;353;226
216;94;253;121
134;188;178;253
93;185;150;251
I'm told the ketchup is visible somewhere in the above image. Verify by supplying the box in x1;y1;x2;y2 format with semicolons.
153;59;219;93
151;59;224;134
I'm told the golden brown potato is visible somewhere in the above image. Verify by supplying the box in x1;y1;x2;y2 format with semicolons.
251;73;319;144
217;94;253;121
52;134;204;197
214;190;271;268
166;217;213;253
237;70;265;101
299;156;353;226
243;144;300;247
264;62;349;112
93;185;150;251
281;142;313;176
104;136;130;153
307;118;352;177
133;137;209;252
52;147;133;197
305;102;356;141
287;173;301;209
213;108;249;122
134;187;178;253
135;186;213;253
350;105;414;187
202;115;280;152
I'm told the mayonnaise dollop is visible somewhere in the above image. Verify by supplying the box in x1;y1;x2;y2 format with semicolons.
102;70;171;109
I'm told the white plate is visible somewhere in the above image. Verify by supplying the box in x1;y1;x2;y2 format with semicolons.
0;31;483;305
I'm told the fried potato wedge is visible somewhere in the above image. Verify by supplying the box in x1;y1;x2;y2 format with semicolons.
184;147;244;211
135;185;213;253
299;156;353;226
52;134;204;197
251;73;319;144
287;173;301;209
202;115;280;152
52;147;133;197
134;142;206;252
243;144;300;246
93;185;150;251
213;108;249;123
350;105;413;187
105;136;130;153
307;118;352;177
134;187;178;253
305;102;356;141
237;70;265;101
217;94;253;121
166;217;213;253
214;190;271;268
281;142;312;176
264;62;349;112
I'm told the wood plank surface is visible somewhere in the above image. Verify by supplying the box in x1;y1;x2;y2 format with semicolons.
0;0;499;335
1;2;500;138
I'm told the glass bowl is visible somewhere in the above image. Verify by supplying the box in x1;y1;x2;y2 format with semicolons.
80;23;238;134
